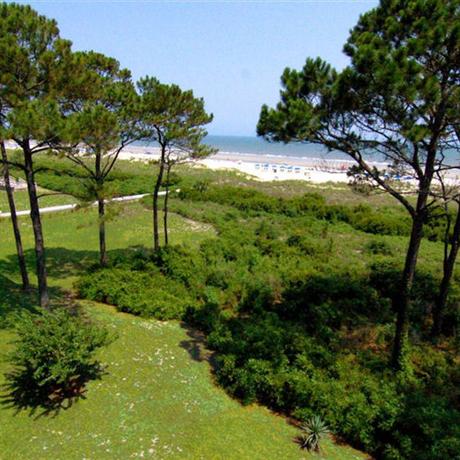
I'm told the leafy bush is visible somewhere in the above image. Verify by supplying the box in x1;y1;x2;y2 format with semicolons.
77;266;195;320
10;153;160;199
369;261;439;327
280;273;392;333
7;308;113;398
178;183;417;239
366;239;394;256
350;205;411;236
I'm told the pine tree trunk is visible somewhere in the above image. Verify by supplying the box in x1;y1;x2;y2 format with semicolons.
1;141;30;291
163;164;171;247
23;141;49;309
98;196;107;266
432;202;460;338
95;152;107;267
391;212;425;370
153;146;165;252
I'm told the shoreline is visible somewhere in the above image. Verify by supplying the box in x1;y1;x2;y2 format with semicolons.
118;146;362;183
119;145;460;185
7;141;460;185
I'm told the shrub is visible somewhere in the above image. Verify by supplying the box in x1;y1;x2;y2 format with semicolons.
350;206;411;236
178;183;415;238
299;416;330;452
280;274;391;333
72;181;459;459
7;308;113;398
369;261;438;326
366;239;394;256
77;266;195;320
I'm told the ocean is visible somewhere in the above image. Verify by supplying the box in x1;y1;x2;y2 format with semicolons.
135;135;458;165
134;135;352;162
205;136;460;165
203;135;351;161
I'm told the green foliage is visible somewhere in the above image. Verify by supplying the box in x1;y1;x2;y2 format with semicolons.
1;303;364;459
0;3;73;142
10;153;158;199
137;76;215;158
256;0;460;373
59;50;140;203
7;308;112;395
211;317;397;450
299;416;330;452
78;264;195;321
179;184;419;239
366;239;394;256
369;260;438;326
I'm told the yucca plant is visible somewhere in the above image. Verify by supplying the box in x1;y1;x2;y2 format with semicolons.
299;416;330;452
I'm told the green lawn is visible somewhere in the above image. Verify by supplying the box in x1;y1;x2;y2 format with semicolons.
0;201;214;291
0;188;76;213
0;201;366;459
0;303;367;459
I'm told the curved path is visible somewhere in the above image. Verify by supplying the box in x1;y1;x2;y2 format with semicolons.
0;192;173;218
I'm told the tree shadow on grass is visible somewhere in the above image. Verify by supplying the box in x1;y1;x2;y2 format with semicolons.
0;366;106;419
0;247;98;283
0;274;68;328
0;245;151;283
0;244;154;329
0;274;35;321
0;246;145;418
178;322;218;371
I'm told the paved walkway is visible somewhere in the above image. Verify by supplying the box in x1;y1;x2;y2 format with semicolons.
0;192;167;218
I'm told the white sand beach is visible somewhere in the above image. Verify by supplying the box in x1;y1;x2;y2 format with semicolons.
117;145;365;183
6;140;459;185
118;145;460;185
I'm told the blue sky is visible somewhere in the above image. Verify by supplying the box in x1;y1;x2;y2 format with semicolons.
20;1;378;136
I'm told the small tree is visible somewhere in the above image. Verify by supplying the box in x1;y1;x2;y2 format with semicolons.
257;0;460;370
137;77;215;251
61;51;139;266
7;308;113;401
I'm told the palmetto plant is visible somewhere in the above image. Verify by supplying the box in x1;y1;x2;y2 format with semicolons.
299;416;330;452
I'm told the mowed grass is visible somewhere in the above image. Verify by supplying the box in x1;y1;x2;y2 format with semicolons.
0;200;367;460
0;188;77;213
0;200;213;290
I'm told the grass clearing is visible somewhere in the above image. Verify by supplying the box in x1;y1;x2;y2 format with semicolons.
0;201;214;290
0;188;77;213
0;303;366;459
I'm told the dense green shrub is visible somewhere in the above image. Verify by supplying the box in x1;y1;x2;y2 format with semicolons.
207;312;403;452
11;153;159;199
77;266;195;320
7;308;112;397
205;306;460;458
366;239;394;256
280;274;392;335
178;184;417;239
349;205;411;236
369;261;439;329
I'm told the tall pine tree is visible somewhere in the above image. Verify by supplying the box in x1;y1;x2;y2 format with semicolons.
258;0;460;370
